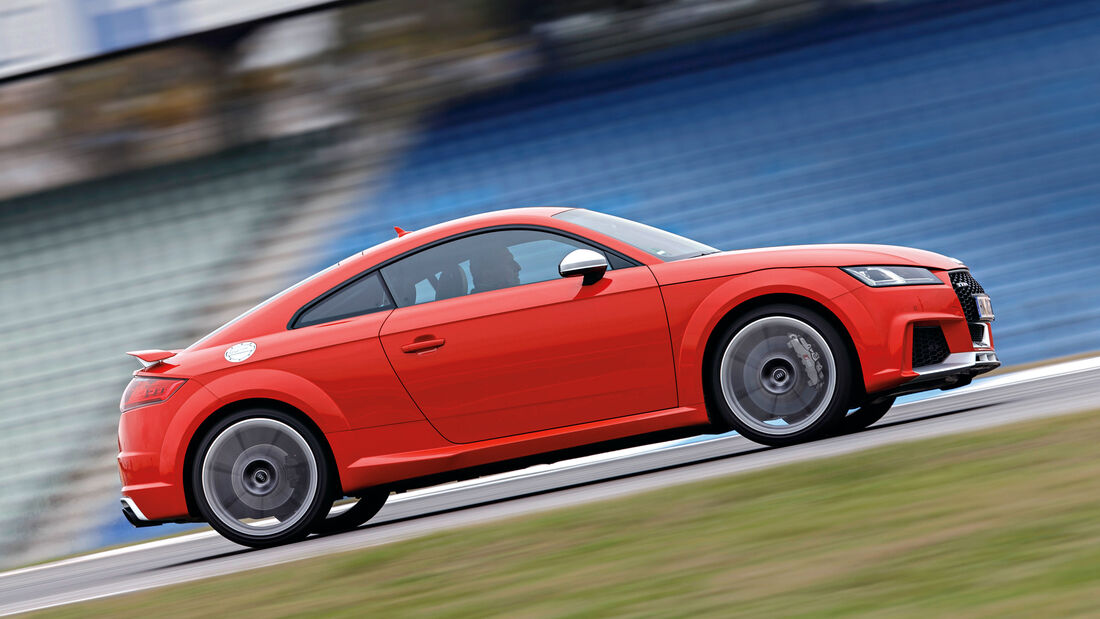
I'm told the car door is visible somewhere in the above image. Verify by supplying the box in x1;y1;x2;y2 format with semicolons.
377;228;677;444
277;271;428;430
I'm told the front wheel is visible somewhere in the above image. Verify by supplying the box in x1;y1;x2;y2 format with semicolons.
709;305;853;447
192;410;332;548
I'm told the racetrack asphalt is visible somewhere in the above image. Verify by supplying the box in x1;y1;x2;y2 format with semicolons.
2;358;1098;616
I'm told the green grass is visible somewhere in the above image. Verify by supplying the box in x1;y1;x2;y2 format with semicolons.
39;411;1100;618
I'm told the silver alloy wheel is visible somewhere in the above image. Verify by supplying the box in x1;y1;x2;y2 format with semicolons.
719;316;837;436
201;418;319;537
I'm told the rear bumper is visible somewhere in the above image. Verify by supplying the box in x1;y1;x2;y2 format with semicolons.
118;379;219;524
120;497;153;526
120;497;195;527
119;489;199;527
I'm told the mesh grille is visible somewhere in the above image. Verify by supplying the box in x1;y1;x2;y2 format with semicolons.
949;270;986;322
913;326;950;368
969;322;986;343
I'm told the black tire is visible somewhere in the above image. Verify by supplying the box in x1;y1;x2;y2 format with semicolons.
708;304;853;447
313;489;389;535
837;397;896;434
191;409;332;548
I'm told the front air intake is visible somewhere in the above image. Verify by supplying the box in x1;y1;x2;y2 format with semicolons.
913;326;950;368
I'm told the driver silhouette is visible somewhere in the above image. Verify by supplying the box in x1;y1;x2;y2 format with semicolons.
469;245;521;294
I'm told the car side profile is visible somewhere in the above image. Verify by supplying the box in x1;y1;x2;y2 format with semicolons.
118;207;999;547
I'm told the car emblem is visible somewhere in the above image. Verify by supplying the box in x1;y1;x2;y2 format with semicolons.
225;342;257;362
955;281;969;288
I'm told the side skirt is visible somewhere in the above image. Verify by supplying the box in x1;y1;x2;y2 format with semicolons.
345;406;713;495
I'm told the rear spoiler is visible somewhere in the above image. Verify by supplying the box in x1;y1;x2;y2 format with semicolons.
126;349;180;368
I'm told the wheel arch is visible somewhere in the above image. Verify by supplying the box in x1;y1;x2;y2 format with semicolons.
700;293;865;430
180;397;342;519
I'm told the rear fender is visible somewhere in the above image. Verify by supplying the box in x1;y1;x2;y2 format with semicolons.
198;369;351;434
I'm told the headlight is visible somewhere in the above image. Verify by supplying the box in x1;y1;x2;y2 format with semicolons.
841;266;942;287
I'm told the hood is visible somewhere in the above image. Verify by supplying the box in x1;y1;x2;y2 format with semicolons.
652;243;963;285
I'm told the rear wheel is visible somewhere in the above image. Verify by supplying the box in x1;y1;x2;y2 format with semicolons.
192;409;332;548
837;397;896;434
709;304;853;446
313;489;389;535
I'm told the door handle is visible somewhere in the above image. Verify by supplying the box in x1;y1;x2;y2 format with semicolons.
401;338;446;353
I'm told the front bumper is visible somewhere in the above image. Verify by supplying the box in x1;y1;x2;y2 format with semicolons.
875;350;1000;399
915;350;1000;378
892;269;1001;393
834;267;1000;398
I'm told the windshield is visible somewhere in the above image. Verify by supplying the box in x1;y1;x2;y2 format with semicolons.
554;209;718;261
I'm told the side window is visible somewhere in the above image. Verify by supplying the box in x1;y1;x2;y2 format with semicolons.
294;272;393;327
380;229;615;307
508;237;589;285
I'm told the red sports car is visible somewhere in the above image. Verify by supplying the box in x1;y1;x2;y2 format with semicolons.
118;207;999;546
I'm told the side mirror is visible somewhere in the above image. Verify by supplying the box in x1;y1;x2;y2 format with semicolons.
559;249;608;285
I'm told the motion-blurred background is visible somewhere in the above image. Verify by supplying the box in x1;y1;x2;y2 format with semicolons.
1;0;1098;568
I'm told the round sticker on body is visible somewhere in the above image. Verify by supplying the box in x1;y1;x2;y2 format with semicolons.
224;342;257;363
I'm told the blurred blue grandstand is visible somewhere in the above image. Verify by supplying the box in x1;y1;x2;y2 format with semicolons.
325;0;1100;364
2;0;1099;564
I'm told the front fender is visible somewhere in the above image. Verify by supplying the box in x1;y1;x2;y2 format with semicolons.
664;267;864;408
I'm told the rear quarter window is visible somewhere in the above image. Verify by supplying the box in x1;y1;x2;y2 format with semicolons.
293;272;394;327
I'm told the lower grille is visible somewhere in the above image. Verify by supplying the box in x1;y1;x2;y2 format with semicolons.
913;326;950;368
949;270;986;322
968;322;986;344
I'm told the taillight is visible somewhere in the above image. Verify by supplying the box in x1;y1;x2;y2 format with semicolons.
121;377;186;412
